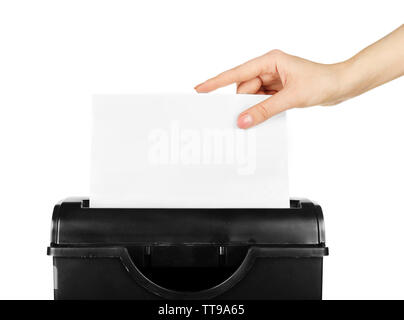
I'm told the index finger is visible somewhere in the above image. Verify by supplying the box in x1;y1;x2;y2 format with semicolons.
194;54;268;93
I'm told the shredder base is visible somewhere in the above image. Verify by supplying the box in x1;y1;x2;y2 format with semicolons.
53;256;323;300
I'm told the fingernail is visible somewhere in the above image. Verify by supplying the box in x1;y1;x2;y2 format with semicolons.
237;114;253;129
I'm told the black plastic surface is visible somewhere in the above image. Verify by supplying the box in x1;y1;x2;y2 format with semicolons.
48;197;328;300
50;198;326;246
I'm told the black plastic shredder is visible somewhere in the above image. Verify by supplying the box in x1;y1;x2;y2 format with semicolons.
47;197;328;300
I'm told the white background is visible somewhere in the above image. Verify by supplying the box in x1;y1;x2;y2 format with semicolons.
0;0;403;300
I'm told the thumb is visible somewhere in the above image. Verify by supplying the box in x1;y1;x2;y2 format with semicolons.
237;90;293;129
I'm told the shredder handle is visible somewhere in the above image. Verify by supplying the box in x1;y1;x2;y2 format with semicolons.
124;248;257;300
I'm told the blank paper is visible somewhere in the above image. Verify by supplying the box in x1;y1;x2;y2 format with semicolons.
91;94;289;208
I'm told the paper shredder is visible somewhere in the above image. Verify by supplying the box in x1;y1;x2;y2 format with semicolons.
47;197;328;300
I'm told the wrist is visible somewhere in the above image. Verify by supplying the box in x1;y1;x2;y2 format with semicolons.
331;59;360;103
336;53;383;102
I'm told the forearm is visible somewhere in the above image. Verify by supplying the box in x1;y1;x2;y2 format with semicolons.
339;25;404;100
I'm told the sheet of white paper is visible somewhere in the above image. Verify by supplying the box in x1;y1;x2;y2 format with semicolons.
91;94;289;208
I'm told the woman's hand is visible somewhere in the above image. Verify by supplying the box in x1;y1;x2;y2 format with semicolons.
194;25;404;129
195;50;347;129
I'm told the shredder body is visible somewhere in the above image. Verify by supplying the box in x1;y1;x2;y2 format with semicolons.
48;198;328;300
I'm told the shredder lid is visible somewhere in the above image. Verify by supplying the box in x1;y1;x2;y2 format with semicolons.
50;198;325;246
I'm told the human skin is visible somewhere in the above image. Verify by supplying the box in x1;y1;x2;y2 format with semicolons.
194;25;404;129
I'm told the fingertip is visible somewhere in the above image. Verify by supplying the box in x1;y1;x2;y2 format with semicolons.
194;82;204;92
194;82;211;93
237;113;254;129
